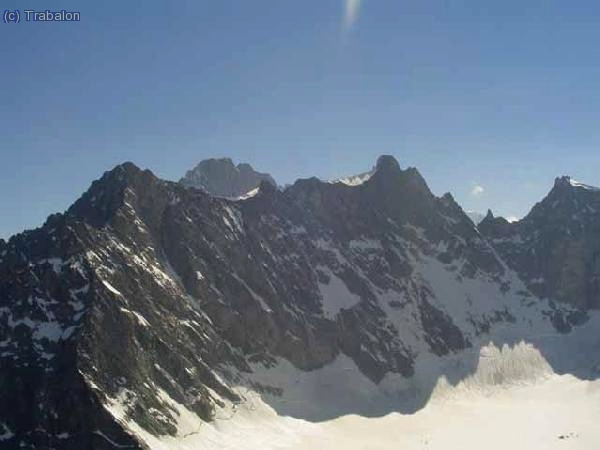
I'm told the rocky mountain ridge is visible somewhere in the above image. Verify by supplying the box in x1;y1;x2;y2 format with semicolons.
479;175;600;311
0;156;597;449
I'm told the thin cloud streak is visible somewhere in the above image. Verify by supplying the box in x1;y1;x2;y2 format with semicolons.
343;0;362;32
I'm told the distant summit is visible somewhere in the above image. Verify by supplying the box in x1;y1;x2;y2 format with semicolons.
466;211;486;225
180;157;276;198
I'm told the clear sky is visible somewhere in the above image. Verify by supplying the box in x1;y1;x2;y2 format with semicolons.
2;0;600;239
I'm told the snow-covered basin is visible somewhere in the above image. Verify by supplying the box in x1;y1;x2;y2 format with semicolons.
132;364;600;450
292;374;600;450
113;315;600;450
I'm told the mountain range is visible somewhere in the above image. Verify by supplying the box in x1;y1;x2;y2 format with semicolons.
1;155;599;449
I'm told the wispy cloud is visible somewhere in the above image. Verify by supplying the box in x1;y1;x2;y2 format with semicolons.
470;185;485;197
343;0;362;32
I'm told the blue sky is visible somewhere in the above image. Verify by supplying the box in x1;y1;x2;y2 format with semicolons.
2;0;600;239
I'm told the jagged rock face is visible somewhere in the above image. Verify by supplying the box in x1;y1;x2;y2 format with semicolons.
179;158;276;198
0;156;580;449
479;176;600;310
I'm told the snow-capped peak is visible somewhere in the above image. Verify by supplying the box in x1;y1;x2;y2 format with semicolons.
568;178;600;191
554;175;600;192
331;171;374;186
